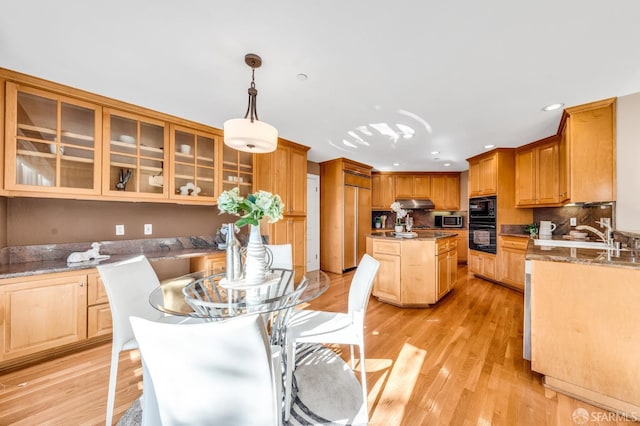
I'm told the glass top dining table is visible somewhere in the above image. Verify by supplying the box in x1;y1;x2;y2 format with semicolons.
149;269;330;319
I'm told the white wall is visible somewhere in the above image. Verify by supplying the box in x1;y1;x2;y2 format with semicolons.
616;92;640;232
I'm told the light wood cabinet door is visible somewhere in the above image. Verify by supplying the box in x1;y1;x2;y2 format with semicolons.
413;175;431;198
394;175;414;198
456;230;468;263
371;174;395;210
102;109;169;200
394;175;431;198
515;147;537;205
436;252;449;300
4;83;102;196
536;140;559;204
222;146;254;197
468;154;497;197
169;124;220;202
0;273;87;361
86;272;112;338
558;119;570;202
499;247;526;290
469;249;496;279
288;147;308;215
431;174;460;210
268;217;306;281
372;252;401;303
468;160;481;196
566;99;615;203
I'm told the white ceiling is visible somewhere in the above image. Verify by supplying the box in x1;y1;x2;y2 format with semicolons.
2;1;640;172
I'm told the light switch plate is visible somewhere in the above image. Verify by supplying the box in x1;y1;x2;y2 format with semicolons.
570;217;577;226
144;224;152;235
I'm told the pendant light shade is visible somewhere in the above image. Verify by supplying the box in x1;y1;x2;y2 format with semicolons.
223;54;278;153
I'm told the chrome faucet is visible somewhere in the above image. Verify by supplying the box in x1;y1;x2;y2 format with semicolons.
576;219;613;247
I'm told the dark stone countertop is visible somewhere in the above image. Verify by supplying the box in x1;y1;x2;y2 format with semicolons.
525;238;640;270
0;236;225;280
368;230;459;240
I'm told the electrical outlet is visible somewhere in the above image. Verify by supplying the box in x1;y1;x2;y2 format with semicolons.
144;224;153;235
115;224;125;235
570;217;577;226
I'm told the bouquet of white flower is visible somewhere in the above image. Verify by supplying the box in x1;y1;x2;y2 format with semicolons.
218;187;284;227
390;201;408;225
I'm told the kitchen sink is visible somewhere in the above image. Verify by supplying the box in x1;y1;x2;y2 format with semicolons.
534;239;629;251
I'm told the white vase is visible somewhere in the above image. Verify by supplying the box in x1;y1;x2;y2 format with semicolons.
244;224;267;285
395;224;404;233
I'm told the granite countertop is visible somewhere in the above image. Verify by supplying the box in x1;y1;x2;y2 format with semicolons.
526;238;640;270
368;230;459;240
0;236;225;280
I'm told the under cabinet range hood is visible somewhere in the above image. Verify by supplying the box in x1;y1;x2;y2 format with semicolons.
395;198;435;210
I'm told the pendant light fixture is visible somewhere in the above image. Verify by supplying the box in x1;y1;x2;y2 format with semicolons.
223;53;278;153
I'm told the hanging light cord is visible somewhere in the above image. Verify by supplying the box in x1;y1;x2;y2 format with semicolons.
244;65;259;123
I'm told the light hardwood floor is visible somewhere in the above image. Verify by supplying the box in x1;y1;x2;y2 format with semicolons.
0;266;631;425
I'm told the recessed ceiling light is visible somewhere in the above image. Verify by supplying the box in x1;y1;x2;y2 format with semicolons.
296;73;308;81
443;163;451;167
542;103;564;111
393;162;400;166
430;151;440;155
484;144;495;149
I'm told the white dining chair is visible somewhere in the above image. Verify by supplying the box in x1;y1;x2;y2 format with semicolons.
97;255;204;426
283;254;380;421
266;244;293;270
129;314;280;426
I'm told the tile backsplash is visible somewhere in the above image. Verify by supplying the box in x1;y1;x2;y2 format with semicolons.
372;209;468;229
532;203;615;236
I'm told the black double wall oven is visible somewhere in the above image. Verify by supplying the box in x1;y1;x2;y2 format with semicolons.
469;196;497;254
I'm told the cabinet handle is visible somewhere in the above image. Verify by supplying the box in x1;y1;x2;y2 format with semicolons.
80;282;85;287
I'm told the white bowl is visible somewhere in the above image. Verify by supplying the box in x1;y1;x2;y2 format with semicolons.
119;134;135;144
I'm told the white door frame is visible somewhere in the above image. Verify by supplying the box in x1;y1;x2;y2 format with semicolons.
306;174;320;272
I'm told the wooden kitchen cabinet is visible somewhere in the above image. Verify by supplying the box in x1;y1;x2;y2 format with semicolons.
0;272;88;362
368;239;402;304
394;174;431;198
254;139;309;216
169;124;220;201
221;146;254;197
4;82;102;196
368;235;457;307
320;158;372;274
436;238;458;299
515;136;566;207
430;173;460;210
468;249;496;280
102;108;169;200
456;230;468;263
190;251;226;273
255;139;309;280
468;152;497;197
371;173;395;210
266;216;306;281
87;272;112;338
497;235;528;291
563;98;616;203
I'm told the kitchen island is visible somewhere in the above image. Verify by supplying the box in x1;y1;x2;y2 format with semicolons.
526;239;640;420
366;230;458;307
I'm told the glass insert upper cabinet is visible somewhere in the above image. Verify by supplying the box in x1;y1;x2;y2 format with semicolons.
4;83;102;195
169;124;219;201
222;146;253;197
103;109;168;200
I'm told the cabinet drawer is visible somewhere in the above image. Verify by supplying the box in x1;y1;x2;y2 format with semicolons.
87;304;112;338
344;173;371;189
437;237;456;254
501;237;529;251
87;272;109;305
373;240;401;255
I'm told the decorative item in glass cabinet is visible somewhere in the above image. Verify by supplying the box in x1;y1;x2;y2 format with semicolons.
223;53;278;153
218;187;284;285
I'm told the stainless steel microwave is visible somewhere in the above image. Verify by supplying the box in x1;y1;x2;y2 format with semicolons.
435;215;464;228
